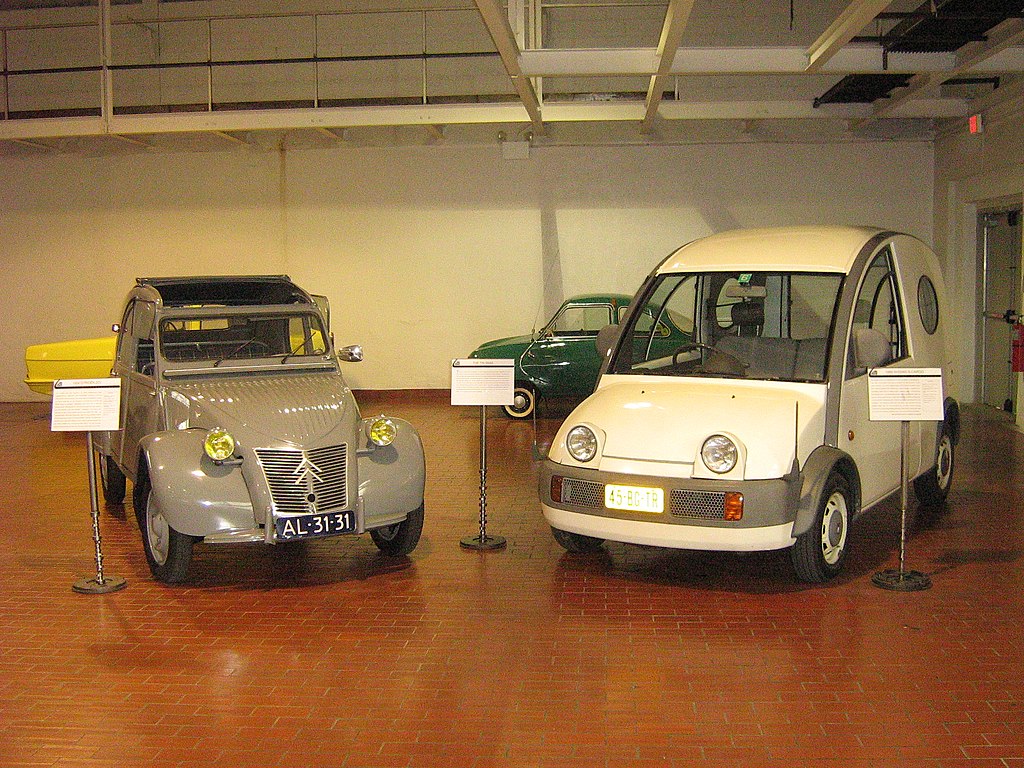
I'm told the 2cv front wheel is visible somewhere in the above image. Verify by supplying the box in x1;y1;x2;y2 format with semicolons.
98;453;126;505
134;474;196;584
370;504;424;557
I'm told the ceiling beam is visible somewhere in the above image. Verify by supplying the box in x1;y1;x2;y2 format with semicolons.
9;138;54;151
0;94;969;147
519;46;992;77
805;0;894;73
115;103;531;136
473;0;543;133
110;133;151;148
859;17;1024;124
642;0;696;131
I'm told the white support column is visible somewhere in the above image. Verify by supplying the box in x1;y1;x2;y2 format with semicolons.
99;0;113;130
508;0;525;48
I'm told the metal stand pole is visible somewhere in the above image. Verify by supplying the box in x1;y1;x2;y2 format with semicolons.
73;432;127;594
461;406;506;551
872;421;931;591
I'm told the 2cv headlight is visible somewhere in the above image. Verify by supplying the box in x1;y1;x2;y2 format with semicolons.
204;427;236;462
367;416;397;447
701;434;738;474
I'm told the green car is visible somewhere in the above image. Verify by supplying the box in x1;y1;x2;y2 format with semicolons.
471;294;673;418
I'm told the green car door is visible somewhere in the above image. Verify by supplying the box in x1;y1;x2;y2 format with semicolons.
521;301;617;399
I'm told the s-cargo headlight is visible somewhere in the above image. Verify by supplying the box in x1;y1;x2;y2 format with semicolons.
204;428;235;462
701;434;738;474
367;416;397;447
566;425;598;463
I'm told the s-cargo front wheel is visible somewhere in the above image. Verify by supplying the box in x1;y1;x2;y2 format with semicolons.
551;526;604;553
792;472;852;583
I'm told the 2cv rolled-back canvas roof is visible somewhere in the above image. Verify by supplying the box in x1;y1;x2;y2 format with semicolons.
135;276;313;308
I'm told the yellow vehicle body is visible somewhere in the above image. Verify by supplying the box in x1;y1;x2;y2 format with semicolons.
24;336;116;395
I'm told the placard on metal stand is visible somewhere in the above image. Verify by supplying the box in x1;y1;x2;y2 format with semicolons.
867;367;944;592
451;359;514;551
51;378;128;594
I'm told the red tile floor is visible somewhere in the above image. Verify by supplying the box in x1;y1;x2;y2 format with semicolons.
1;393;1023;768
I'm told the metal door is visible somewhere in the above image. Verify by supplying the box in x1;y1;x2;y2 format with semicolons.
979;210;1022;412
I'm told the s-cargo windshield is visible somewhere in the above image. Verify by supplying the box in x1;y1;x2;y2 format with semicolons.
608;271;843;382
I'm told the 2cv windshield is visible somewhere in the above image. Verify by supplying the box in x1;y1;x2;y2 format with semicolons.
608;271;844;382
158;311;329;364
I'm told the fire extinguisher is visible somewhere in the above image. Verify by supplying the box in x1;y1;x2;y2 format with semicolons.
1013;323;1024;373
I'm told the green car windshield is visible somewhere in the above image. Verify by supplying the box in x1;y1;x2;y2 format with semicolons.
158;311;329;364
608;271;844;382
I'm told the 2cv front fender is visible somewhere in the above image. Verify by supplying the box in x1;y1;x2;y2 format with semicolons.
138;429;256;538
358;417;426;529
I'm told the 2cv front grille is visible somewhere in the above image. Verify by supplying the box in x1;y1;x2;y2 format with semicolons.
254;445;349;515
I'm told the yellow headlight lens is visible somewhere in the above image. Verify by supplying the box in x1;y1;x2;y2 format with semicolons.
204;428;235;461
367;417;397;447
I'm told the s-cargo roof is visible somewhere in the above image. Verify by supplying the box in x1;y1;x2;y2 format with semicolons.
657;225;887;275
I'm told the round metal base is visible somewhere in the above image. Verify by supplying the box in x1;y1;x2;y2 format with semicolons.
460;535;507;551
872;568;931;592
72;575;127;594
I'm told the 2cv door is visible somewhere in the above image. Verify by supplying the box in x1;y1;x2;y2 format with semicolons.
112;298;161;480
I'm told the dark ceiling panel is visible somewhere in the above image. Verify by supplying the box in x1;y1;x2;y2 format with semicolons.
815;0;1024;106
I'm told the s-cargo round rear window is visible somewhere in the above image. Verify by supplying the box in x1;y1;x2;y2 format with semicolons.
918;275;939;335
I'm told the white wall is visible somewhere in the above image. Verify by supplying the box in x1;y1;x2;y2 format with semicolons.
0;137;934;401
933;82;1024;422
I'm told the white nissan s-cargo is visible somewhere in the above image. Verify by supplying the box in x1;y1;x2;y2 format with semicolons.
540;226;959;582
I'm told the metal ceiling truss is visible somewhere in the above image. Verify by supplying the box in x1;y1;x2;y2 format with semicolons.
814;0;1024;114
1;0;1024;146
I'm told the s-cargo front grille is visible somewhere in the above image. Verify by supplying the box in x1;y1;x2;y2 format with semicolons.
561;478;605;509
670;489;726;520
254;445;349;516
560;478;727;521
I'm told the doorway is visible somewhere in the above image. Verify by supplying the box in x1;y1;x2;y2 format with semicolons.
978;208;1022;413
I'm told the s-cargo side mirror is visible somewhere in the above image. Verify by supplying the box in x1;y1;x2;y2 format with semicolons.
853;328;892;371
595;324;620;359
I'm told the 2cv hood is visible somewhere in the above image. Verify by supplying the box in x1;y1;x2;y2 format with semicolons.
167;373;356;448
553;377;826;480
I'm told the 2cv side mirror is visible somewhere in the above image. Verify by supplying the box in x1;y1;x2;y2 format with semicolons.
337;344;364;363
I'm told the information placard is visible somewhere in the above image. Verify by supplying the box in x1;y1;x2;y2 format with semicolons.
451;359;514;406
51;378;122;432
868;368;943;422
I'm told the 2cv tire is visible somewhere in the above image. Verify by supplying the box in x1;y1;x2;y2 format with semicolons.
98;453;126;505
133;472;196;584
369;504;424;557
